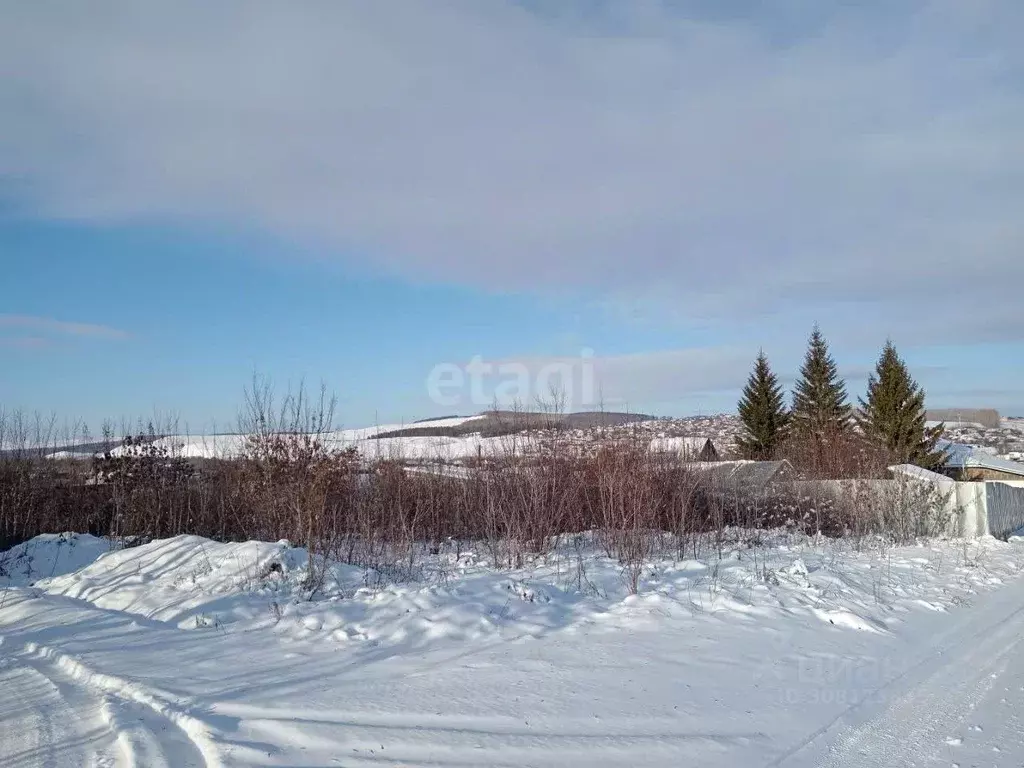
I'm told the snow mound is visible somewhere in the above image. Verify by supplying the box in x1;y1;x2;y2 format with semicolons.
0;533;110;586
17;530;1022;662
40;535;353;629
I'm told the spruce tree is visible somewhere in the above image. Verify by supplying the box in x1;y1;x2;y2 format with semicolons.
857;341;944;468
791;326;852;438
737;351;790;460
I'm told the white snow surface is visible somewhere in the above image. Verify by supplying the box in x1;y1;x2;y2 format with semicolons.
104;419;721;462
0;533;111;587
3;531;1024;766
107;416;515;461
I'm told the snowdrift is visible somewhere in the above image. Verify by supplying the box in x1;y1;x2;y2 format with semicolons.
9;530;1022;651
3;530;1024;767
0;533;110;587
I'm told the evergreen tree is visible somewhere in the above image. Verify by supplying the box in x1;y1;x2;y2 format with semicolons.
791;326;852;438
857;341;944;468
737;351;790;460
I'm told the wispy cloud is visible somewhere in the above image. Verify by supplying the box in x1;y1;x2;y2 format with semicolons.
0;315;130;340
0;2;1020;343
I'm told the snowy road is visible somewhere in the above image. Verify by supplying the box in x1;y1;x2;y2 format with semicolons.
0;650;118;767
3;535;1024;766
0;627;215;768
0;640;208;768
786;578;1024;767
5;585;1024;767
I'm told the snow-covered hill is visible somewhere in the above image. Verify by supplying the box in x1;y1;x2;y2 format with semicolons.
83;413;744;462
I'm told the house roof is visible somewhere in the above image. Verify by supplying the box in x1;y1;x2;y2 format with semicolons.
936;439;975;469
937;440;1024;477
686;459;793;490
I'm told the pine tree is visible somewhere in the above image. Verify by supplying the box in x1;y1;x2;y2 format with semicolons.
791;326;852;439
857;341;944;468
737;351;790;460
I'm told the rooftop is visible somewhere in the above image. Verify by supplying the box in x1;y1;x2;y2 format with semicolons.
937;439;1024;477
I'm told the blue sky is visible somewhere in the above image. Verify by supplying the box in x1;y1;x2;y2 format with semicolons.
1;1;1022;432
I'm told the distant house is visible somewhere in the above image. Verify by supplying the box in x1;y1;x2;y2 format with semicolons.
935;439;1024;482
648;437;721;462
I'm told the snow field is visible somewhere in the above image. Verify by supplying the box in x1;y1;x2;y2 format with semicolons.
2;530;1024;766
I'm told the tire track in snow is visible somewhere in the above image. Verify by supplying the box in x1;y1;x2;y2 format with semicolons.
0;656;118;767
97;692;207;767
767;585;1024;767
816;608;1024;767
16;641;221;768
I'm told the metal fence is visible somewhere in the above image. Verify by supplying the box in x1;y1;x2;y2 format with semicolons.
986;482;1024;539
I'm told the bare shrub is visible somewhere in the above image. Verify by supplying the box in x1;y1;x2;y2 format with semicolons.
235;377;359;596
95;425;196;542
0;378;961;590
769;474;955;544
780;426;891;481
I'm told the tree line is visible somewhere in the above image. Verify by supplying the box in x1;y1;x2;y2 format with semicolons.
736;327;944;471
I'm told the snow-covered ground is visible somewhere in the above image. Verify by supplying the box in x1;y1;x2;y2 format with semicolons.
0;533;111;586
106;416;495;461
103;420;734;463
3;531;1024;766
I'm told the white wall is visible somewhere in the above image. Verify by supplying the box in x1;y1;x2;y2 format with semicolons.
951;482;988;538
791;478;990;539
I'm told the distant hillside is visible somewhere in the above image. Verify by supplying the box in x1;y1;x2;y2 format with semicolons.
926;408;1001;429
373;410;655;439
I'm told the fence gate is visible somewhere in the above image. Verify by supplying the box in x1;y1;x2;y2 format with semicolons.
985;482;1024;539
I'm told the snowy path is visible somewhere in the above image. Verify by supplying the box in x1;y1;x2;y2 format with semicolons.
0;634;211;767
807;583;1024;767
0;649;118;767
777;578;1024;767
4;535;1024;766
5;585;1024;767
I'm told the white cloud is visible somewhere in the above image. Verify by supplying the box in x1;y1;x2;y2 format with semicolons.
1;1;1021;340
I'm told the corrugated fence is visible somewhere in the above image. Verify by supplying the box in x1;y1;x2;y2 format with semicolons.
986;482;1024;539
